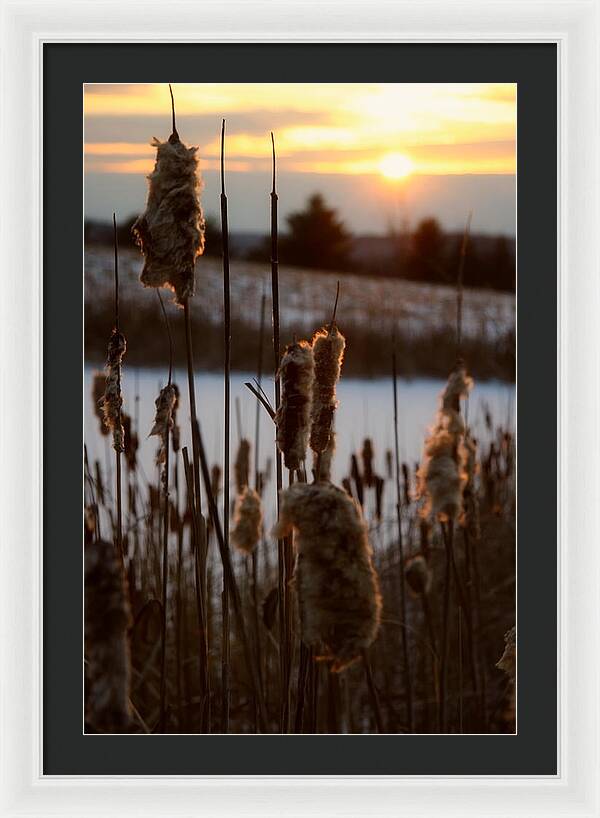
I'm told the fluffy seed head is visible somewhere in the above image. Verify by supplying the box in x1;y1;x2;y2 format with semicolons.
460;432;481;538
275;340;314;471
85;538;132;732
133;136;205;306
272;482;381;672
101;329;127;452
417;365;472;521
231;487;263;555
92;371;110;436
150;384;177;487
314;430;336;482
496;625;516;684
309;325;345;454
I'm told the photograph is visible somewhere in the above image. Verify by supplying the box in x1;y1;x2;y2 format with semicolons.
83;81;516;735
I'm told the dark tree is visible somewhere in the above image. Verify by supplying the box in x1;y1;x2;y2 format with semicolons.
407;218;449;283
279;194;352;271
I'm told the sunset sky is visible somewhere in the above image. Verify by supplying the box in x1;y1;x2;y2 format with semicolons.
84;83;516;235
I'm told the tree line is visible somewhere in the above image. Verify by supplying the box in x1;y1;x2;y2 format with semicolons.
85;193;515;292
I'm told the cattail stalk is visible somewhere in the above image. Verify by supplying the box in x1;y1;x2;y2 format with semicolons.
112;214;124;561
194;419;268;730
154;292;175;732
270;134;288;732
220;119;232;733
392;348;413;731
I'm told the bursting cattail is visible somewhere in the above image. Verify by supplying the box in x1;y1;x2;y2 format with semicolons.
361;438;375;487
309;324;345;454
417;363;472;521
496;625;516;684
275;340;314;471
314;430;336;482
133;134;205;307
171;384;181;452
234;438;251;494
92;371;109;436
404;554;432;597
231;487;263;555
101;329;127;452
460;432;481;539
272;482;381;672
85;538;132;732
149;384;177;485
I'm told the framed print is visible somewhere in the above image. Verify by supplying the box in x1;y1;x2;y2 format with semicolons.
1;1;598;816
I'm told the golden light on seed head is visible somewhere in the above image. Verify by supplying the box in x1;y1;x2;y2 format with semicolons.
379;152;414;180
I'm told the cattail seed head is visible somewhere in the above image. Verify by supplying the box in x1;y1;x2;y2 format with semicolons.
309;324;345;454
171;384;181;452
122;412;138;472
417;364;472;522
85;538;132;732
101;329;127;452
133;136;205;306
92;371;109;436
496;625;516;684
150;384;177;487
211;463;222;498
460;432;481;539
404;554;432;596
231;487;263;555
314;429;336;482
234;438;251;494
275;340;314;471
361;438;375;487
272;482;381;672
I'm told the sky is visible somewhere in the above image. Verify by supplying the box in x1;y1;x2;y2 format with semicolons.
84;83;516;236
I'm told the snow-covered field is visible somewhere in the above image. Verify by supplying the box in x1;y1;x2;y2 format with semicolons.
86;247;514;342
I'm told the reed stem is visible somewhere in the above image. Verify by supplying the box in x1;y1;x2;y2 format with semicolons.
392;347;413;732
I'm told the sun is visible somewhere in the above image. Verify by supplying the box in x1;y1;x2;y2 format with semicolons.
379;152;414;180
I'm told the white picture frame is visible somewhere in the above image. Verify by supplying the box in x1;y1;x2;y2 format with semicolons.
1;0;598;815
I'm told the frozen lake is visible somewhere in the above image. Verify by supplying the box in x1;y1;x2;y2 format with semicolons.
85;366;515;504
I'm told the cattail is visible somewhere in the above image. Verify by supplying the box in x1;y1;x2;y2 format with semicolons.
231;487;263;555
275;340;314;471
272;482;381;672
404;554;432;597
460;432;481;539
315;430;336;482
361;438;375;487
350;454;364;507
417;363;472;521
309;324;345;454
133;133;205;307
211;463;222;498
122;412;138;472
150;384;177;485
171;383;181;452
85;538;132;732
401;462;411;506
92;371;109;436
341;477;353;497
374;475;384;521
101;329;127;452
496;625;516;684
234;438;251;494
385;449;393;479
